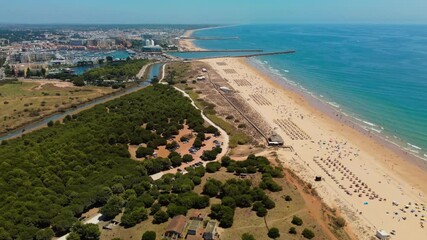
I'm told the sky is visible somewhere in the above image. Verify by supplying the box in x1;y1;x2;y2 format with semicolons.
1;0;427;25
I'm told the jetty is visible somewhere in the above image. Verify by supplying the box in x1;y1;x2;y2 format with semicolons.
181;50;296;60
180;36;239;40
169;49;263;53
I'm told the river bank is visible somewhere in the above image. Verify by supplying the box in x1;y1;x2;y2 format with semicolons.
0;62;162;142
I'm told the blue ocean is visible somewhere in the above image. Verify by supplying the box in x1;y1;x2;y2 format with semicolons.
184;25;427;159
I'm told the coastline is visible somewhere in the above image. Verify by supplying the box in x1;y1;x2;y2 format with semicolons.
241;57;427;193
184;26;427;239
245;58;427;176
201;57;427;239
179;25;236;51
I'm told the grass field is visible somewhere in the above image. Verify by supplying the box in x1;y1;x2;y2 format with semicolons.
100;167;331;240
0;79;114;133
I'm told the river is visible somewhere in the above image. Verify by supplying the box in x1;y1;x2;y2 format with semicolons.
0;63;163;142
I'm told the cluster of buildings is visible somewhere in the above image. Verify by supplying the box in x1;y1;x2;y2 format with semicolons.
143;38;163;53
0;25;188;78
164;212;219;240
62;38;118;50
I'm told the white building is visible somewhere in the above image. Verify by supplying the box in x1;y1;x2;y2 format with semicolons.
145;39;155;47
375;230;391;240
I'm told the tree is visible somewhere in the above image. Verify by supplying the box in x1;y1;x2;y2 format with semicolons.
121;207;148;228
52;210;77;235
35;228;55;240
153;210;169;224
193;195;210;209
167;204;187;217
73;78;85;86
170;155;182;167
141;231;156;240
193;138;202;149
136;147;154;158
222;196;236;209
67;232;81;240
206;162;221;173
203;179;221;197
256;206;267;217
241;233;256;240
267;228;280;239
302;229;315;239
262;197;275;210
182;154;193;163
106;56;113;62
289;227;297;235
235;194;253;208
192;176;201;185
69;222;100;240
150;203;161;215
166;141;179;151
26;68;32;78
41;67;47;77
221;156;233;167
0;227;12;240
291;216;303;226
100;196;124;220
252;201;264;212
47;120;54;127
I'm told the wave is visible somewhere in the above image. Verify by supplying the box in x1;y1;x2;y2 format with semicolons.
370;128;382;133
327;102;340;108
407;143;422;150
362;120;377;127
247;56;427;162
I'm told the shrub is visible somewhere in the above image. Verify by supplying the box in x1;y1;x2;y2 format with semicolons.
289;227;297;234
291;216;303;226
241;233;256;240
141;231;156;240
284;195;292;201
267;227;280;239
302;228;315;239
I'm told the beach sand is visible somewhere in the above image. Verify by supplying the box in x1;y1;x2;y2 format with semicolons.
179;29;206;51
202;57;427;239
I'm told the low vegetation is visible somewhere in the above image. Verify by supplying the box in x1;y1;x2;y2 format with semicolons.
0;79;114;133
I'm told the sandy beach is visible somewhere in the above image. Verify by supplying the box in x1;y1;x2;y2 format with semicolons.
201;57;427;239
179;29;205;51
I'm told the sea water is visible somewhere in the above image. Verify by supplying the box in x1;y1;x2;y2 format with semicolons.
190;24;427;159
